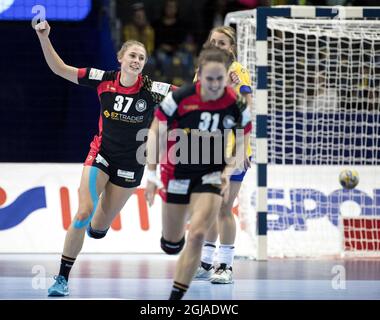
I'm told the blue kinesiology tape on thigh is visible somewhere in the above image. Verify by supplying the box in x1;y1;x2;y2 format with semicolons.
73;166;99;229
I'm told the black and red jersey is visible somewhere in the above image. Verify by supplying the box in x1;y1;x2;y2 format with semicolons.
155;82;252;177
78;68;170;166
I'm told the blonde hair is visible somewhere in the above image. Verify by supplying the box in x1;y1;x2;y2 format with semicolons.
117;40;147;61
207;26;237;59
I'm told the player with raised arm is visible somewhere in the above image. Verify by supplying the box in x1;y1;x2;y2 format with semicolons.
34;20;172;297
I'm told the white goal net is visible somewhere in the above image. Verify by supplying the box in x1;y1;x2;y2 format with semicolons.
228;7;380;258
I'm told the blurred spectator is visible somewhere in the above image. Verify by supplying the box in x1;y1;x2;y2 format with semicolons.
123;2;155;55
270;0;306;4
296;70;339;112
306;0;348;4
200;0;236;49
201;0;264;41
153;0;188;56
210;0;230;28
351;0;378;5
236;0;260;8
152;0;195;85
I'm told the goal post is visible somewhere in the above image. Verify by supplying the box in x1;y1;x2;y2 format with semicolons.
226;6;380;259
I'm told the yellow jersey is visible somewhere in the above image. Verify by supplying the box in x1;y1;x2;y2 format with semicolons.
228;61;252;96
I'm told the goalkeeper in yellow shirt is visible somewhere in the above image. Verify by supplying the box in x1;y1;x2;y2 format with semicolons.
193;26;253;284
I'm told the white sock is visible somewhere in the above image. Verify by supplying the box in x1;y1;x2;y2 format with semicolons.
201;241;216;265
217;244;235;267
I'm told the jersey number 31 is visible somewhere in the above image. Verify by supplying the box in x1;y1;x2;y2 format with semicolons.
199;112;220;131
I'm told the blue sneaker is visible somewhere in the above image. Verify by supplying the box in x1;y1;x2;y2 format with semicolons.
48;275;69;296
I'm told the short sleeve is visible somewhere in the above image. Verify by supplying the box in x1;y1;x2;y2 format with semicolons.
77;68;110;89
238;66;252;94
154;91;179;125
230;62;252;95
142;75;172;104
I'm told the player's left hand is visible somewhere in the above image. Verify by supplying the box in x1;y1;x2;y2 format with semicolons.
244;157;251;170
229;71;241;86
145;181;157;207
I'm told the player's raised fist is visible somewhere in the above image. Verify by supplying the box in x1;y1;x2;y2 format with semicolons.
35;20;50;38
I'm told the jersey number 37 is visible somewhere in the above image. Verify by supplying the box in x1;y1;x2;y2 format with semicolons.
113;95;133;113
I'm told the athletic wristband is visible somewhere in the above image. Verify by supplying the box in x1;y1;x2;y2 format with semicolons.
146;169;163;188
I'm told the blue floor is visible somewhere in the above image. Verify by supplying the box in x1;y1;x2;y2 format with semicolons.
0;254;379;300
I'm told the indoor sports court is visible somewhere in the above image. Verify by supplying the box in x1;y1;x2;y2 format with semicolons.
0;1;379;301
0;254;380;299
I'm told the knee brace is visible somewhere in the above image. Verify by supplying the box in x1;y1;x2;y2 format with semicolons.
86;223;109;239
160;236;185;255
